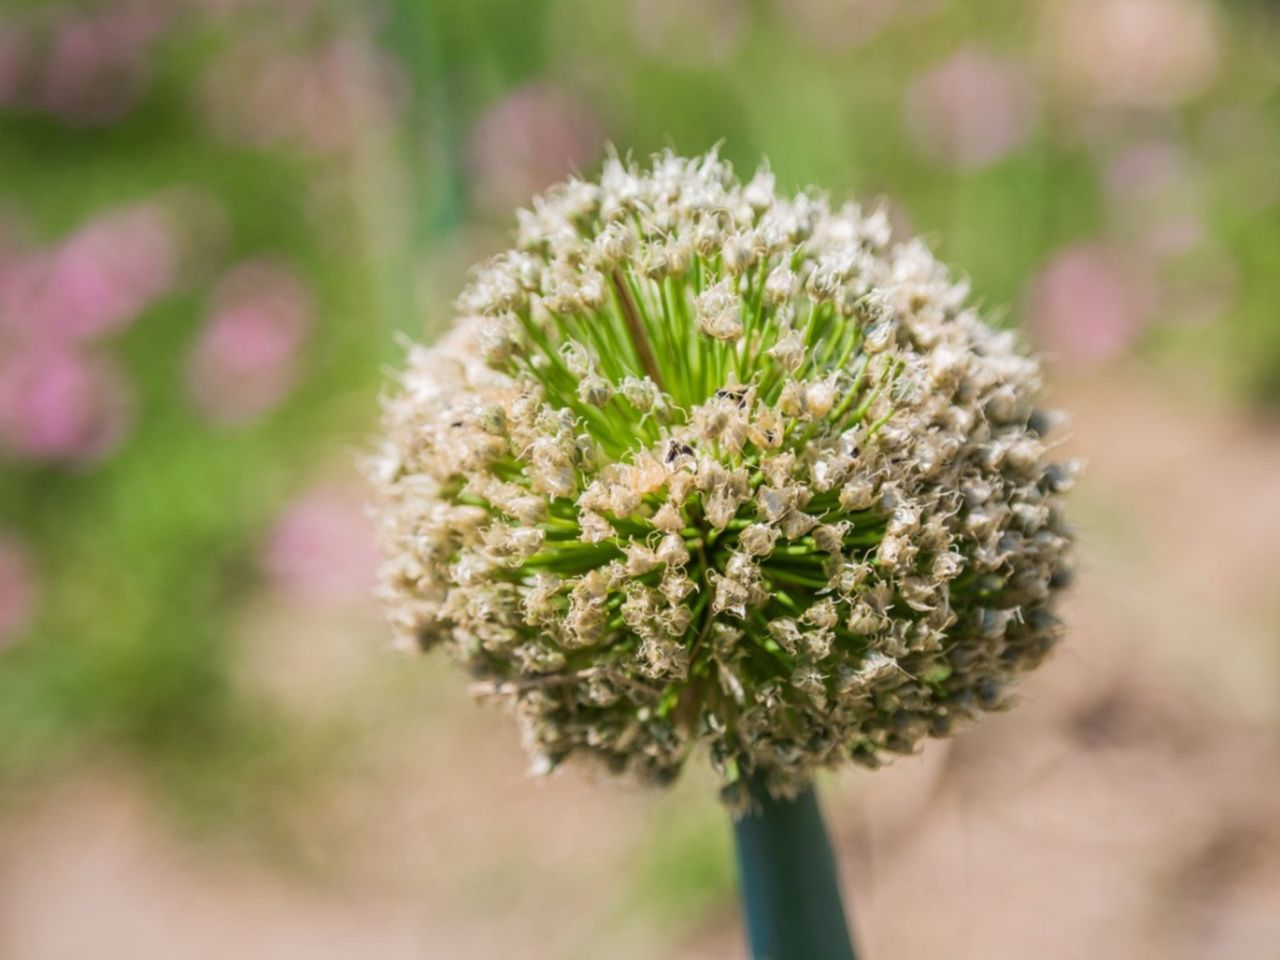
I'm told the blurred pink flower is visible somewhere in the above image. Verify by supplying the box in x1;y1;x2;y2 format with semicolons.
466;85;601;218
631;0;748;67
0;345;134;464
187;261;311;426
262;484;378;607
1041;0;1221;109
38;6;165;126
1103;140;1209;260
201;35;392;155
0;23;30;107
904;49;1038;171
189;0;318;18
1027;244;1153;367
0;202;180;345
0;208;26;260
0;532;37;648
52;203;179;339
1141;216;1205;260
1105;140;1187;200
783;0;930;52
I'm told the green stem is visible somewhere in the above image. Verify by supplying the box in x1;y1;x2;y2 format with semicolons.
381;0;466;240
610;267;667;392
732;777;858;960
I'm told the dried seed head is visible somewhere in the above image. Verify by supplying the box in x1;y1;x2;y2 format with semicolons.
369;148;1077;805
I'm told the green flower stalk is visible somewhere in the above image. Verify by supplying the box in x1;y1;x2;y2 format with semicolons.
368;149;1076;958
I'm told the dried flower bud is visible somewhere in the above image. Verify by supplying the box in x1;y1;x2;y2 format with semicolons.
696;280;744;342
578;374;613;407
767;327;807;372
765;264;799;305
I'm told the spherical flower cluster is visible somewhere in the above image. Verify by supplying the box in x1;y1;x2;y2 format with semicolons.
369;149;1077;804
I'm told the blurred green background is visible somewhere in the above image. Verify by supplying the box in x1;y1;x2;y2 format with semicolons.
1;1;1278;957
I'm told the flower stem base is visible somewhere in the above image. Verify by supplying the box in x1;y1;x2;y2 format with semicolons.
732;779;858;960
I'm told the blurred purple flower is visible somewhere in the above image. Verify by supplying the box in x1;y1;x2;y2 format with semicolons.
0;532;37;648
1027;244;1153;367
0;344;134;465
466;84;601;219
262;483;379;607
0;201;181;346
186;261;311;426
904;49;1038;171
1041;0;1221;109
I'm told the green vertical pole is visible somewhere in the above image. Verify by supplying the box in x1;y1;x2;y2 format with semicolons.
732;779;858;960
